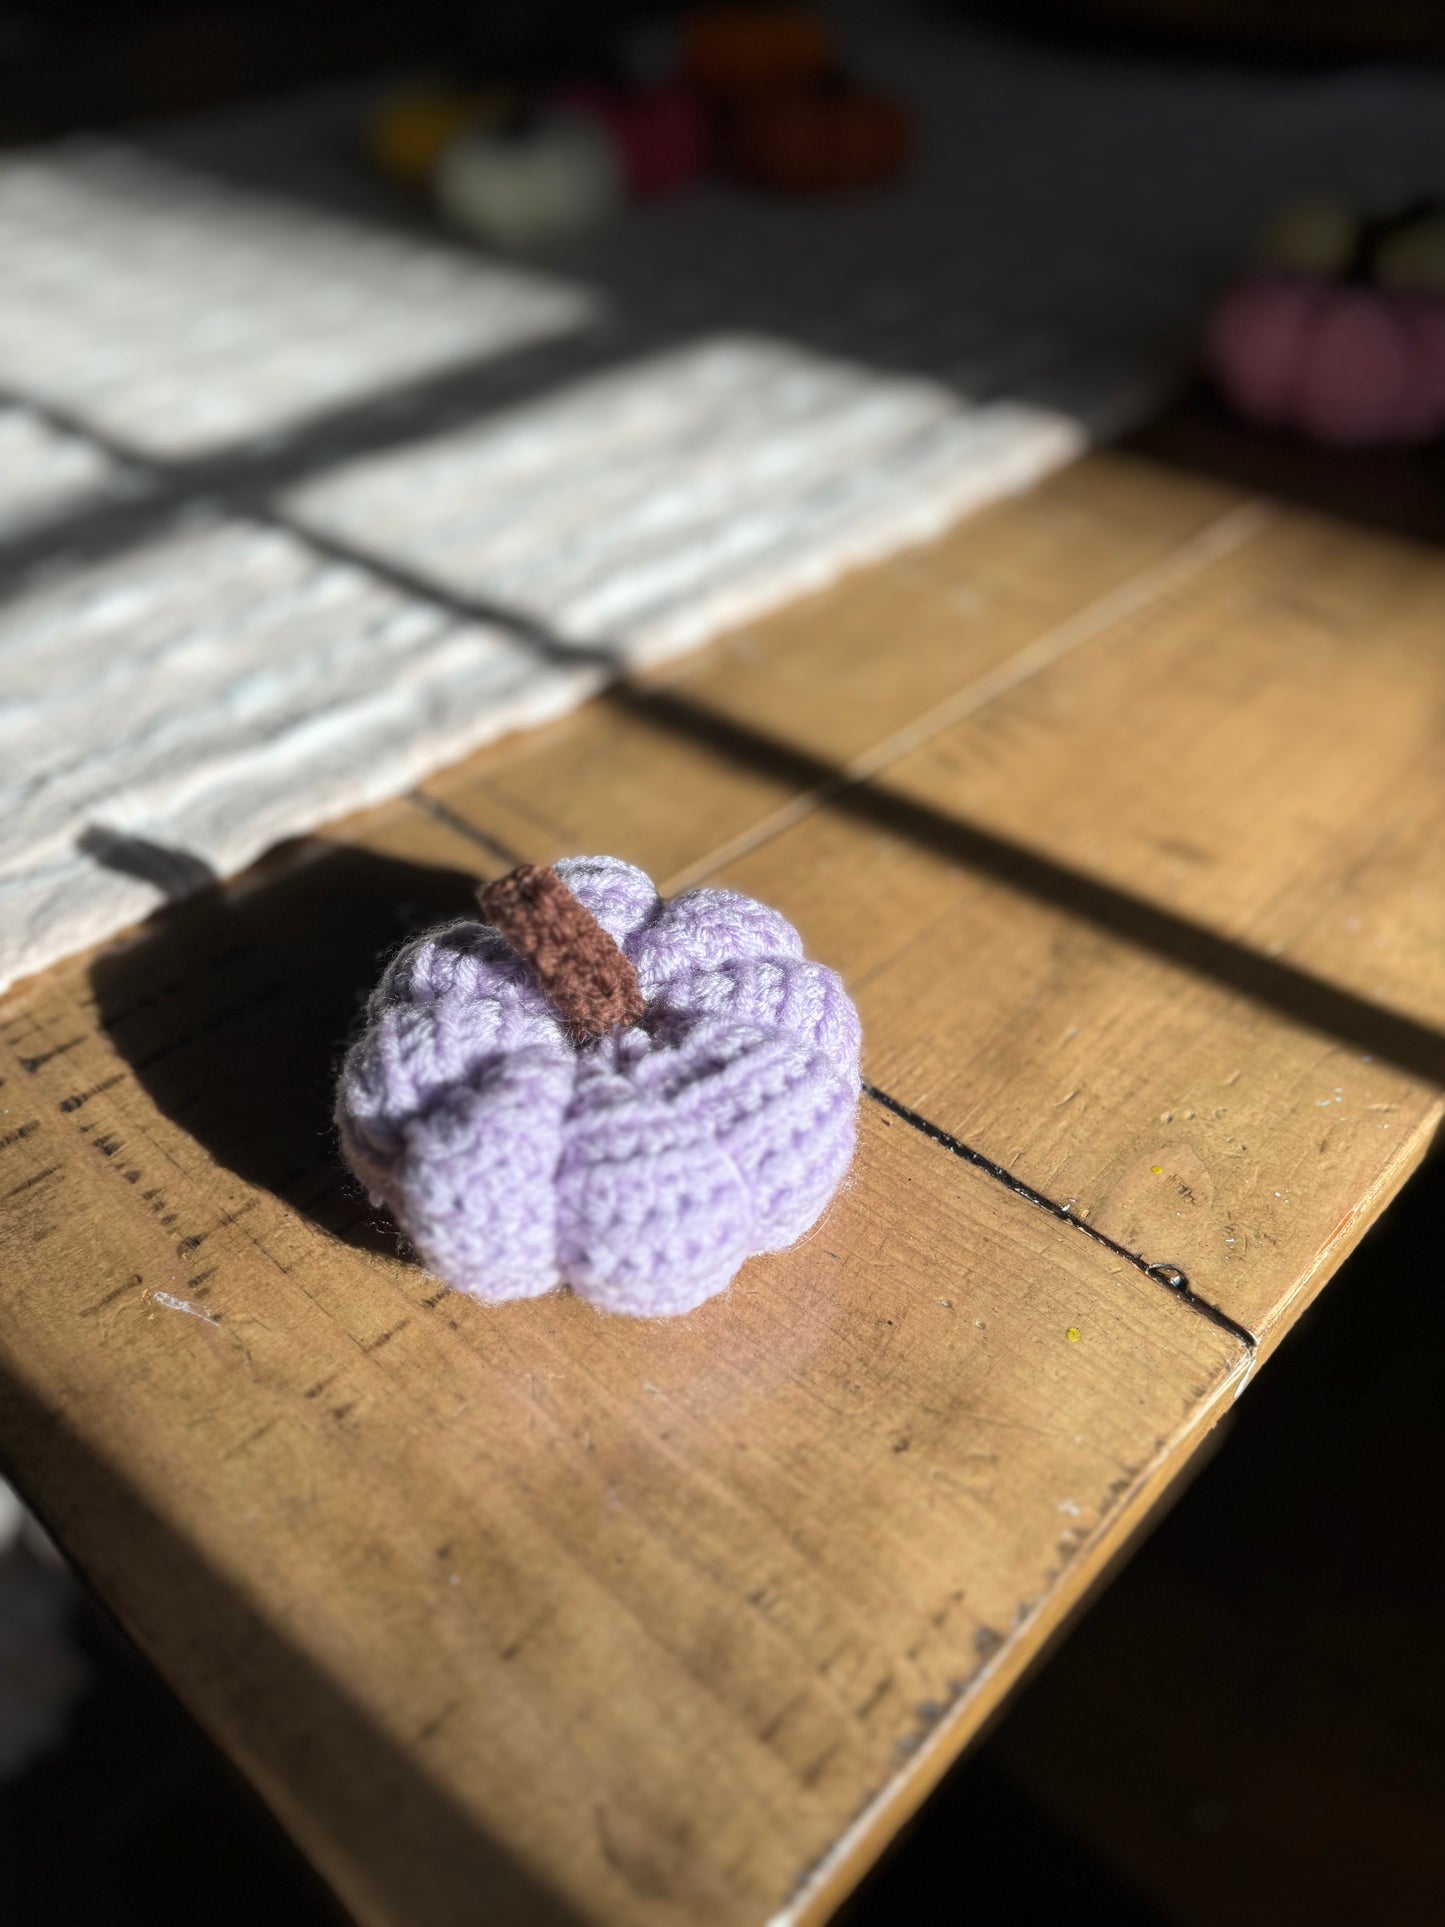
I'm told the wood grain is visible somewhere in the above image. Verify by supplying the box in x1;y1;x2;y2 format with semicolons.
714;504;1445;1349
0;894;1246;1924
415;452;1246;887
2;445;1441;1924
409;460;1445;1352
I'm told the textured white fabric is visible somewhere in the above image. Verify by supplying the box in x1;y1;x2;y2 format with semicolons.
3;14;1444;991
286;339;1083;664
0;516;596;990
0;405;136;538
0;145;593;458
0;341;1078;993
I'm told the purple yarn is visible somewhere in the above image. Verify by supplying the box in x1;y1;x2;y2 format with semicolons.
336;856;861;1315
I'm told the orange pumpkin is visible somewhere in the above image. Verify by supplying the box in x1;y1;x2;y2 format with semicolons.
682;6;835;96
726;83;913;192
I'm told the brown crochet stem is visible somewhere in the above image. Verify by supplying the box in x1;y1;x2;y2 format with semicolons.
477;864;646;1043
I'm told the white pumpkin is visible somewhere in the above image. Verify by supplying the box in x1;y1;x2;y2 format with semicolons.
434;109;623;247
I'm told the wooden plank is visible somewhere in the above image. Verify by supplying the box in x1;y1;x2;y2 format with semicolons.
414;452;1249;888
3;445;1440;1923
709;505;1445;1352
394;469;1443;1354
0;797;1247;1927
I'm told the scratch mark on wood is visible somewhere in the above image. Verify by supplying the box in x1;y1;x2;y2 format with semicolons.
58;1073;125;1114
3;1164;60;1200
416;1700;460;1745
151;1290;220;1325
361;1318;412;1355
223;1418;279;1460
83;1277;145;1316
17;1038;83;1074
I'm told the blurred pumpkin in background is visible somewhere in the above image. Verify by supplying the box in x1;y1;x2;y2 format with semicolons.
370;85;515;187
682;4;835;96
556;79;711;197
726;78;912;192
1258;197;1360;279
1207;273;1445;446
1374;210;1445;298
434;106;624;246
1210;197;1445;445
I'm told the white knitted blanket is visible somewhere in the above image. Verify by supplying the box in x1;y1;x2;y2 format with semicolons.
2;15;1441;992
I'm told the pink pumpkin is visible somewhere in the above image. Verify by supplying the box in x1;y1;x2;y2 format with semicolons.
555;80;711;197
1206;271;1445;446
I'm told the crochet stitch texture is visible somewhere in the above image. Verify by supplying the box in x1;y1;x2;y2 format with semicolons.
336;856;861;1315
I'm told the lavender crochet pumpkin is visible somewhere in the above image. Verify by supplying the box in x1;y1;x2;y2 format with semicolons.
336;856;860;1316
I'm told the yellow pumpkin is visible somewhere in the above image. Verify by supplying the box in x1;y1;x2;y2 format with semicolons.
370;86;513;188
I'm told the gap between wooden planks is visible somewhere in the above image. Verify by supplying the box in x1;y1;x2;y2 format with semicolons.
706;505;1445;1353
413;451;1251;887
408;454;1445;1356
0;446;1437;1925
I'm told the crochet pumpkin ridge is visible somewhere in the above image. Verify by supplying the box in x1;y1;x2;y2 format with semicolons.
335;855;861;1316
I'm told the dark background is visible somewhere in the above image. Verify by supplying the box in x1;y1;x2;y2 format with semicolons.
0;3;665;140
5;1;1445;144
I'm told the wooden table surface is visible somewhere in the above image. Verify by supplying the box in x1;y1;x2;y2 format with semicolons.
1;444;1442;1926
